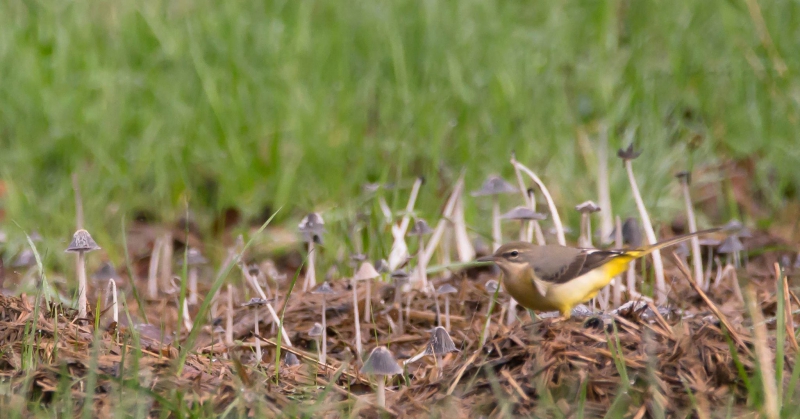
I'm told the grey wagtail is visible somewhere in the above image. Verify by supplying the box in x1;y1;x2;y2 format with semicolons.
477;228;720;319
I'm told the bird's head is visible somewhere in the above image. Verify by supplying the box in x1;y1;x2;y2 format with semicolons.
477;242;537;279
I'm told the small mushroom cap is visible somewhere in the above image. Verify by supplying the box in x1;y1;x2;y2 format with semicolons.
299;213;325;243
717;236;744;254
622;218;643;248
617;143;642;161
424;326;459;356
360;346;403;376
285;352;300;366
247;264;261;277
65;229;101;253
298;213;325;233
212;325;225;334
723;220;752;238
92;262;117;281
353;262;381;281
350;253;368;263
312;281;335;295
675;171;692;184
390;269;410;283
575;201;601;213
242;297;269;307
12;249;36;267
409;219;433;236
471;175;517;197
436;284;458;295
485;279;500;293
183;248;208;266
500;206;547;221
674;242;690;258
308;322;324;337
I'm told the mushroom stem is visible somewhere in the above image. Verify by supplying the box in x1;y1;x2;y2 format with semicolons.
107;278;118;324
254;310;261;364
76;251;88;319
376;378;386;408
304;241;316;292
417;236;428;289
596;126;613;244
435;354;443;378
510;157;566;245
613;216;623;308
491;198;501;251
147;238;163;299
505;298;517;326
405;293;412;327
321;299;327;365
623;159;667;305
188;267;198;305
352;277;363;358
680;179;704;290
225;284;234;345
453;195;475;262
433;285;442;327
579;213;592;248
444;295;451;330
363;278;372;323
160;232;173;295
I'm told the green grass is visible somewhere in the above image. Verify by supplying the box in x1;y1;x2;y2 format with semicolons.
2;0;800;261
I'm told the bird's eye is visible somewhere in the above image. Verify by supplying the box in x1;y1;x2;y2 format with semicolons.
509;251;519;258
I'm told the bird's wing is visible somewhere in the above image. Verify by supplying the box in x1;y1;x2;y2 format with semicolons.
534;248;625;284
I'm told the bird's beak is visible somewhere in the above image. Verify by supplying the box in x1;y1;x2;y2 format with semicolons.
476;255;497;263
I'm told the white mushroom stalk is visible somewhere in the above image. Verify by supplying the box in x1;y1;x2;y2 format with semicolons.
677;172;705;290
299;213;325;292
159;232;173;297
453;194;475;262
510;155;566;246
353;262;380;357
595;125;614;244
240;263;292;347
409;219;433;290
147;237;163;300
312;282;334;365
618;144;667;305
106;278;118;325
65;229;101;320
389;177;424;270
225;284;234;345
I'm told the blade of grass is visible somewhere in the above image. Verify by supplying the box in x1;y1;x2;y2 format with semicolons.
176;209;280;374
274;255;306;384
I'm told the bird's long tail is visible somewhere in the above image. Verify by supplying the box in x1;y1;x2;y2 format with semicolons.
627;228;721;258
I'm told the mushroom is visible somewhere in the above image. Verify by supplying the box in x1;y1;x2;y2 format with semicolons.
352;262;380;358
436;284;458;330
299;213;325;292
390;270;410;335
426;326;458;377
311;281;335;365
699;238;722;287
618;143;667;305
675;171;705;289
575;201;601;248
182;248;207;305
353;257;375;323
105;278;119;328
404;326;459;378
472;175;517;251
500;206;547;242
285;352;300;367
723;220;751;268
718;236;744;269
308;322;324;362
409;219;434;290
360;346;403;409
596;125;614;244
147;237;163;300
510;154;567;245
243;297;268;364
65;229;101;320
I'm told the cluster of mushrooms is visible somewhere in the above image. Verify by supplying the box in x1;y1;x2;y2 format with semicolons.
5;142;765;411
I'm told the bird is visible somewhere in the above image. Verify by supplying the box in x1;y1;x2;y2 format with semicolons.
477;228;720;319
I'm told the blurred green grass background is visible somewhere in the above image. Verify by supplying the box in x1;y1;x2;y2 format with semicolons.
1;0;798;249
